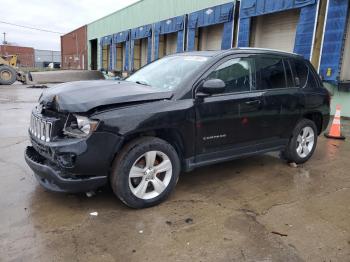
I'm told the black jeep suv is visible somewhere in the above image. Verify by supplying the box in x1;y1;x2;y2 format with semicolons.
25;48;330;208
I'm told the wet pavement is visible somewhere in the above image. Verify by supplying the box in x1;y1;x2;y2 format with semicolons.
0;84;349;262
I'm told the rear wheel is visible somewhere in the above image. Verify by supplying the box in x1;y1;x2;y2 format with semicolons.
110;137;180;208
283;119;318;164
0;65;17;85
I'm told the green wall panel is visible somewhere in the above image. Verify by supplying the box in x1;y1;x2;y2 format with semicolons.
88;0;233;39
324;83;350;117
87;0;234;68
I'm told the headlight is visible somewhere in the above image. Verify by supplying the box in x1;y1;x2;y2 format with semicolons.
64;114;99;138
76;115;99;135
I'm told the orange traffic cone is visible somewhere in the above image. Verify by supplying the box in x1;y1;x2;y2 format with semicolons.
325;105;345;140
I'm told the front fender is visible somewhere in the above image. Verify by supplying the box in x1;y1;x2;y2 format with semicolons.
94;100;195;136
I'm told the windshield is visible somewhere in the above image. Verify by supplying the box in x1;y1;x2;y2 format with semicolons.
126;55;209;91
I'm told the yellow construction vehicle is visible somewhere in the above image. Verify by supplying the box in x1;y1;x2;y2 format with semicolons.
0;55;26;85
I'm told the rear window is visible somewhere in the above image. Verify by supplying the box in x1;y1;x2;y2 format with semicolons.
291;59;318;88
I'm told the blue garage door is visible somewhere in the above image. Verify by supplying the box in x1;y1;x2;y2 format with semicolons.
112;30;131;72
130;24;152;72
319;0;349;83
187;2;235;51
238;0;318;60
99;35;112;70
154;15;185;60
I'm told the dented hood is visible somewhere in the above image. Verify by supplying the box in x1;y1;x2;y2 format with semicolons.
39;80;173;113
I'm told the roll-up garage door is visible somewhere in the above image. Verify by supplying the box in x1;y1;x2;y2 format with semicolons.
122;44;127;71
165;32;178;55
153;15;185;60
340;14;350;81
141;38;148;67
156;33;178;58
130;24;152;71
250;9;300;52
199;24;224;51
115;43;123;71
113;30;130;72
187;2;235;51
158;35;165;59
100;35;112;70
102;45;109;70
134;39;148;69
134;40;141;70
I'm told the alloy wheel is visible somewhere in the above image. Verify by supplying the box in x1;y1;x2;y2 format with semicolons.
296;126;315;158
129;151;172;200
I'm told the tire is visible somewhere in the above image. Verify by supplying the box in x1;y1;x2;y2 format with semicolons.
283;119;318;164
0;65;17;85
110;137;180;209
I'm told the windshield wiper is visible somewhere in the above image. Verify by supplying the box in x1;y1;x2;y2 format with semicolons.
135;80;150;86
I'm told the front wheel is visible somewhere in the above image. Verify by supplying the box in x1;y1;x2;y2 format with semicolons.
283;119;318;164
110;137;180;208
0;65;17;85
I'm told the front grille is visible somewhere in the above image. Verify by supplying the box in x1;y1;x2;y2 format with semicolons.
29;112;53;142
31;136;51;158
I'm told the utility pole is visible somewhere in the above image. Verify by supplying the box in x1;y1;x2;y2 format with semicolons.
2;32;6;44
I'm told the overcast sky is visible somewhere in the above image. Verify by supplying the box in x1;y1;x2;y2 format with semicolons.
0;0;139;51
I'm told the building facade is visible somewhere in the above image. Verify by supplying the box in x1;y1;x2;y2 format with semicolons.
34;49;61;68
87;0;236;72
237;0;319;62
64;0;350;116
61;25;88;70
0;44;35;67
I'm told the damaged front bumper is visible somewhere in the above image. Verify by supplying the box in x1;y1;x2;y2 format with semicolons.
25;132;122;193
25;146;107;193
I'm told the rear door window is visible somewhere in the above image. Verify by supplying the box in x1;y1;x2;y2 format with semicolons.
255;56;287;90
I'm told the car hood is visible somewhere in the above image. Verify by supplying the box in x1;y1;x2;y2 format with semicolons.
39;80;173;113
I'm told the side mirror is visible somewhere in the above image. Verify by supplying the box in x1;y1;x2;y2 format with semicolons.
200;79;226;95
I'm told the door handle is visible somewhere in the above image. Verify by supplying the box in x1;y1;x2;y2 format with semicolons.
245;100;261;105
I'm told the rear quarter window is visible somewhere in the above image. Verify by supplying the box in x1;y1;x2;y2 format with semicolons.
291;59;318;88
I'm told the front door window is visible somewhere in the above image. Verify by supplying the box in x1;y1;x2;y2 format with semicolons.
207;57;254;93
